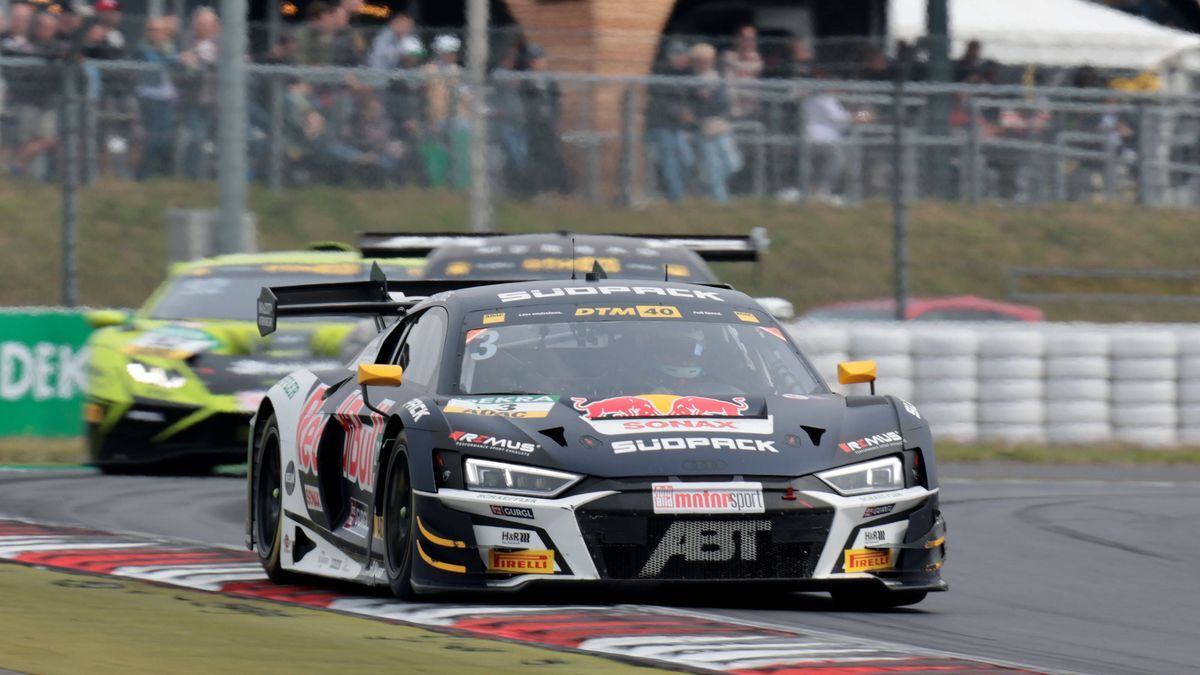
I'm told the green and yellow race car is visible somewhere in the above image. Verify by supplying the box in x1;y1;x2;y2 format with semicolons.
84;250;422;474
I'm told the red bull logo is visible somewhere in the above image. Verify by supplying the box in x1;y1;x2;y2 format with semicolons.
572;394;749;419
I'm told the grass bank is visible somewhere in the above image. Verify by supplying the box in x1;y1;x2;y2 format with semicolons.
2;178;1199;321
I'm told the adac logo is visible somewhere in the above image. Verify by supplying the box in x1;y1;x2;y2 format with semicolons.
572;394;748;419
838;431;903;454
487;549;555;574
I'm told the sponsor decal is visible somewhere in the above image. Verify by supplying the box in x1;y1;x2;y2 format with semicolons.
691;310;724;317
901;398;921;419
474;525;546;549
572;394;748;419
843;548;895;573
444;395;558;419
855;490;907;504
283;534;291;553
502;530;532;546
515;310;563;318
337;392;392;491
304;484;322;511
487;549;555;574
490;505;535;520
863;528;887;546
402;398;430;422
373;515;385;540
498;286;724;303
261;263;361;276
123;326;219;359
863;504;896;517
838;430;903;454
522;257;622;273
344;499;369;538
482;312;505;325
759;326;787;341
449;430;536;455
283;461;296;495
734;311;759;323
614;437;777;454
228;360;341;377
574;305;682;319
296;384;330;474
587;416;773;436
279;375;300;399
651;482;765;514
445;262;471;276
640;519;770;577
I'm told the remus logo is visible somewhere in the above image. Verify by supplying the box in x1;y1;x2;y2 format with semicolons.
839;431;902;454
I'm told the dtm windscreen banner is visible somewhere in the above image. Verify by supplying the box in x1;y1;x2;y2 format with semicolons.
0;310;90;437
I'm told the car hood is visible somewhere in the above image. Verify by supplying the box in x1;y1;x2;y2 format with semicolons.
434;393;910;479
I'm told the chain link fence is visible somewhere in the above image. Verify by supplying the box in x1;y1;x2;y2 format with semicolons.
5;54;1200;207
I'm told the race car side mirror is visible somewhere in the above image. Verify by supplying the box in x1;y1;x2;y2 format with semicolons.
86;309;130;329
837;360;877;395
358;363;404;387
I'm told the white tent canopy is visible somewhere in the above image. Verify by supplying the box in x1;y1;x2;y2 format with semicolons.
888;0;1200;70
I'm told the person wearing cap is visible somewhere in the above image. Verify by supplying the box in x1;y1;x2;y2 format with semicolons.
94;0;125;53
690;42;740;204
646;39;696;203
134;15;178;179
492;42;530;195
420;33;464;189
178;7;220;179
367;11;415;71
521;43;569;195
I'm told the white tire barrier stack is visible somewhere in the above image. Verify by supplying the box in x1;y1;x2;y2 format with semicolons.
849;328;913;400
912;329;978;442
1043;330;1110;444
1175;332;1200;445
977;331;1045;443
1109;331;1177;446
786;325;849;395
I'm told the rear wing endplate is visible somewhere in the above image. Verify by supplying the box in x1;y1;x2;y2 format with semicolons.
357;228;770;262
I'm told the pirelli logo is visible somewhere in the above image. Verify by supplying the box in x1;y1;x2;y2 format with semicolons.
843;548;895;573
574;305;682;318
487;549;555;574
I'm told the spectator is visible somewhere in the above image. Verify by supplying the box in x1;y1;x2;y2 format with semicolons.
386;36;428;185
645;39;695;203
178;7;219;179
329;6;363;66
367;12;415;71
763;37;813;80
722;25;762;120
94;0;126;54
134;16;178;180
803;73;852;204
294;2;339;66
422;33;466;189
9;13;65;178
1;4;34;54
492;42;529;195
340;93;403;183
691;42;740;204
955;40;982;82
522;44;569;195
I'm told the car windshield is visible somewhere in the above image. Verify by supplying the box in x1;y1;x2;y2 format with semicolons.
146;264;413;322
427;251;717;282
458;319;823;398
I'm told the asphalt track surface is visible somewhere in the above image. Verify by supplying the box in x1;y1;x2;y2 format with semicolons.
1;465;1197;675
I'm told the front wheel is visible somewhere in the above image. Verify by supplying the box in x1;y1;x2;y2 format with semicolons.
830;588;927;610
253;415;297;584
382;442;417;599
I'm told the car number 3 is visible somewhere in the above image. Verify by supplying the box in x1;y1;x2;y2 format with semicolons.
469;330;499;361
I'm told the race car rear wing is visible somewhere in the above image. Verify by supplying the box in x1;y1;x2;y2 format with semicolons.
257;264;514;336
357;228;770;263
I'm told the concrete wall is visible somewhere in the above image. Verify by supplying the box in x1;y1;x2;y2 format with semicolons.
785;321;1200;447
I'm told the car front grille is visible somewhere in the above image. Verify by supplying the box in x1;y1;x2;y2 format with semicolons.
576;510;833;581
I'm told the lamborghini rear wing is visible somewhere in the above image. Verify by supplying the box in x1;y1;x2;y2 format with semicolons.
357;228;770;262
256;264;515;335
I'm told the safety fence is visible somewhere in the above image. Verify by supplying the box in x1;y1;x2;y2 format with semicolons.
0;309;91;437
787;320;1200;447
5;56;1200;206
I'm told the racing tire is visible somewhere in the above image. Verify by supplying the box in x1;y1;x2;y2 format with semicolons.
382;443;418;600
253;414;298;585
830;588;928;610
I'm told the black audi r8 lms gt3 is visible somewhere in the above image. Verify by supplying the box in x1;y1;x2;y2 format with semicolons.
245;272;946;608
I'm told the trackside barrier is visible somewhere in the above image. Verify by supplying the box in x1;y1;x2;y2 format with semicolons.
786;320;1200;448
0;310;91;437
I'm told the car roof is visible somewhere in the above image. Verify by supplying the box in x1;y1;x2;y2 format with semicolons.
424;232;717;281
170;250;425;275
433;278;755;313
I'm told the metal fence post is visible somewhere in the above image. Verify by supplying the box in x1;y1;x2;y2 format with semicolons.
267;71;284;189
583;79;599;204
81;70;96;186
891;59;909;321
1136;102;1153;206
618;83;635;206
966;98;981;203
216;0;250;253
795;85;809;199
60;61;81;307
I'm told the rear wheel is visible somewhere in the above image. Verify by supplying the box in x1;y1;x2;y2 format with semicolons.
830;588;928;610
253;415;296;584
382;443;417;599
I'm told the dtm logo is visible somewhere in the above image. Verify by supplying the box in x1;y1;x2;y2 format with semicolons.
838;431;903;454
640;520;770;577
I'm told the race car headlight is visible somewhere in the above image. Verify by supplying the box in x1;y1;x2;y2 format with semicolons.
817;456;904;496
464;458;581;497
125;362;187;389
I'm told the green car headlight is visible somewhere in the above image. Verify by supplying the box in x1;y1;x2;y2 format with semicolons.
125;362;188;389
464;458;581;497
817;456;904;496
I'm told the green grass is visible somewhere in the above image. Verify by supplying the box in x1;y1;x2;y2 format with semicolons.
937;441;1200;465
0;437;86;466
3;178;1200;321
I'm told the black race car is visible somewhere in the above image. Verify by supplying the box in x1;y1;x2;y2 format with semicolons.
245;269;946;607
